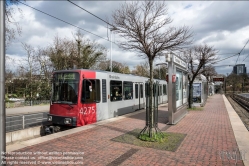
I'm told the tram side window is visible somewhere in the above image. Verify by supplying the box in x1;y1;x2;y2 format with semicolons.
163;84;167;95
145;83;148;97
153;84;156;96
81;79;100;103
159;85;162;96
123;81;133;100
135;84;138;99
102;79;107;103
110;80;122;101
140;84;143;98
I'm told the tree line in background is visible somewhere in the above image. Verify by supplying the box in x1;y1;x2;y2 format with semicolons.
5;30;168;101
6;1;248;100
5;1;219;104
5;1;220;110
225;73;249;93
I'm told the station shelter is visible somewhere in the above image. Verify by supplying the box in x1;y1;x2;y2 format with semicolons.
166;53;188;125
192;74;208;107
208;82;215;96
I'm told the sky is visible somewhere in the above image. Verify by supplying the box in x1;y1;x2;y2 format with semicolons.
6;1;249;75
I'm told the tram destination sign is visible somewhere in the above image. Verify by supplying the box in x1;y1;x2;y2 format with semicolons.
213;77;224;82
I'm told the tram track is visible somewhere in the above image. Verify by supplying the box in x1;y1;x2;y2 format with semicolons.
227;95;249;131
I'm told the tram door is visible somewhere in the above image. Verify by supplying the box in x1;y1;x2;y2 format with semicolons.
134;83;145;110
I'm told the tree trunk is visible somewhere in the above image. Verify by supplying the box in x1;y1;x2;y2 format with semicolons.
149;59;154;137
188;81;193;108
139;59;163;141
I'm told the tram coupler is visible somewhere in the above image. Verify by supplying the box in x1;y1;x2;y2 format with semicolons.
44;125;61;135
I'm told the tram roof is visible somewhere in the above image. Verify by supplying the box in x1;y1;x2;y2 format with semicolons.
52;69;166;82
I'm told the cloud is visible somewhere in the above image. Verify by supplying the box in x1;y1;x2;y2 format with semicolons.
6;1;249;75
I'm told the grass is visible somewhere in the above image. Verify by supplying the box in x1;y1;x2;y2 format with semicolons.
187;106;203;111
5;102;18;108
139;132;165;142
111;129;186;152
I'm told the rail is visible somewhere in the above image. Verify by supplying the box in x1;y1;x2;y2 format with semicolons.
231;94;249;111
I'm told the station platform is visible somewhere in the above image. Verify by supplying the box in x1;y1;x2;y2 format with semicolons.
5;94;249;166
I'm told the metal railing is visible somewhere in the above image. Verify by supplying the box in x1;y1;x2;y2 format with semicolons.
5;100;50;108
6;112;48;133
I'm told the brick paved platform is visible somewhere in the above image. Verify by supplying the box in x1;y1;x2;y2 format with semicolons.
5;94;246;166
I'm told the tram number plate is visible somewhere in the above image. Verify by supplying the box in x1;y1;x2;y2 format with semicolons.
79;106;96;115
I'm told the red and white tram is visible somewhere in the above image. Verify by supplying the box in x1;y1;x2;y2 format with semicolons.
47;69;167;127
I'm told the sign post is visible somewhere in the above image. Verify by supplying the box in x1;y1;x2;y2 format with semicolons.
166;53;176;124
213;77;224;82
0;0;6;165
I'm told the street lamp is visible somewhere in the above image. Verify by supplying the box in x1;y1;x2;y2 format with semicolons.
110;27;118;72
0;1;6;163
110;30;113;72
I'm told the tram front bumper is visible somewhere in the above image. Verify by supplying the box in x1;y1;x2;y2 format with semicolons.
47;114;77;126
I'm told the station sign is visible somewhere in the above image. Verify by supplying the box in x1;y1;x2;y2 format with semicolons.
213;77;224;82
173;56;187;69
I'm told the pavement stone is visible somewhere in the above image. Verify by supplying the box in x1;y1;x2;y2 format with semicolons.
5;94;245;166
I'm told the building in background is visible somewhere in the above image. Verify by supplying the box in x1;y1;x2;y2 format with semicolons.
233;64;247;75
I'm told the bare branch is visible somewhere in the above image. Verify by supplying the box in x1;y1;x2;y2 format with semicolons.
112;1;193;128
5;0;25;47
112;1;192;59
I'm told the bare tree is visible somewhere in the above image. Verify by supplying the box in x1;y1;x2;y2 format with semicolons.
5;67;15;96
6;55;13;71
5;57;14;96
112;1;192;139
183;44;218;108
203;65;217;82
21;43;40;103
132;61;167;79
36;47;53;80
5;0;24;47
35;48;53;100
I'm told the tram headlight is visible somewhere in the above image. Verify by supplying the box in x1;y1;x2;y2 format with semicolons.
64;118;71;124
48;116;52;121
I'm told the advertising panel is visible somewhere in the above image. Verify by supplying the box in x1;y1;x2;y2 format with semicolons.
193;83;201;103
